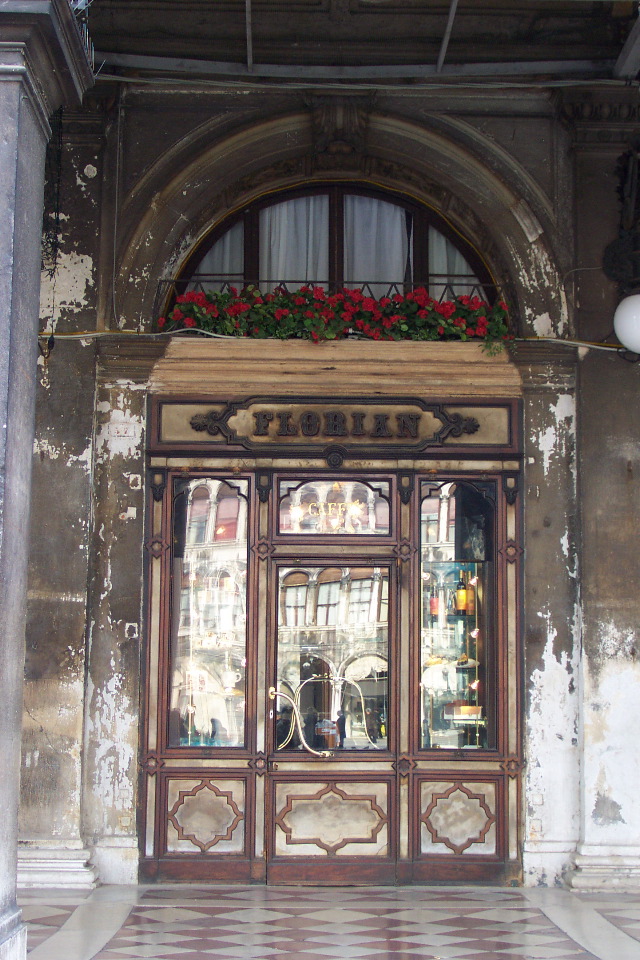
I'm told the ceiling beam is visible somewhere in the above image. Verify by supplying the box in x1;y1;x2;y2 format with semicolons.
95;51;616;82
614;13;640;78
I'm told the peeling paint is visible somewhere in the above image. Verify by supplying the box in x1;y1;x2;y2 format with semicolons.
33;436;92;474
595;621;636;660
535;394;575;478
40;251;94;318
95;393;144;461
86;671;136;825
525;608;580;882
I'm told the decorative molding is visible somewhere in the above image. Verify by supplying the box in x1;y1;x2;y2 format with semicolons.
17;847;98;889
145;535;170;559
421;781;496;856
140;753;165;775
252;538;274;560
500;756;524;778
393;539;414;563
248;753;267;776
167;780;243;853
97;337;167;383
308;94;374;156
324;444;347;468
500;539;523;564
502;472;519;505
149;467;167;502
398;472;414;504
275;782;387;855
393;756;416;778
569;848;640;892
256;471;273;503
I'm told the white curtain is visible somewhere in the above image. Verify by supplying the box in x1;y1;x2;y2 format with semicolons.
343;195;411;297
259;196;329;290
428;226;479;300
188;220;244;291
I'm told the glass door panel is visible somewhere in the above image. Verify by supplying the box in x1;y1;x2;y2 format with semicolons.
419;480;495;751
168;478;249;748
275;565;390;753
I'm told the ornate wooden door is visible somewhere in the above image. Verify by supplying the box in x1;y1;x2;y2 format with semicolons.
141;462;520;884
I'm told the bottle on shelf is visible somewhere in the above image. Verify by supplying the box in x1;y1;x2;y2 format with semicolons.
466;576;476;615
455;570;467;614
429;585;439;618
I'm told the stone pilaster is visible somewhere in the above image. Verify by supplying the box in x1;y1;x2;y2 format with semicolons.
0;2;92;956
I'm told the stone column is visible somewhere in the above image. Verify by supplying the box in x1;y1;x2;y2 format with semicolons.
0;3;92;957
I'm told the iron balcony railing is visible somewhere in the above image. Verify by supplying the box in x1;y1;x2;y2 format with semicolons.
160;276;496;308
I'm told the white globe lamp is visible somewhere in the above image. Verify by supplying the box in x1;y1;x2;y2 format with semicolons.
614;294;640;353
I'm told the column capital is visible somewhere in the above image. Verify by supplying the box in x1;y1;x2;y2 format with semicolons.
0;1;93;126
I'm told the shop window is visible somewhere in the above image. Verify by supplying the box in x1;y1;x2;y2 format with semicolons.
168;477;248;748
419;480;495;751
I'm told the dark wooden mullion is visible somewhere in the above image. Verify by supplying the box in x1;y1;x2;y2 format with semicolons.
330;187;343;291
413;209;430;289
244;206;260;286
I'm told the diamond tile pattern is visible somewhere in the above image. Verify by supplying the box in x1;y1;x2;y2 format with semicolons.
102;889;598;960
20;885;640;960
575;894;640;944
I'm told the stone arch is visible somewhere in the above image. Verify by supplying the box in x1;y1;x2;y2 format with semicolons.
113;108;568;337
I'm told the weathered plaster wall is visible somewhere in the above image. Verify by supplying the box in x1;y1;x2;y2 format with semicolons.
575;351;640;886
518;347;580;886
82;377;147;882
20;127;101;861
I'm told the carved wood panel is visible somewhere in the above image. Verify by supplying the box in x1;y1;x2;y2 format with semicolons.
272;779;390;858
418;779;499;857
165;777;245;855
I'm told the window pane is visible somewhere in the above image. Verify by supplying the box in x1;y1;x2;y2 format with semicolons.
419;481;494;751
259;195;329;289
428;225;480;300
169;478;248;748
276;566;389;752
344;195;411;296
187;220;244;291
279;478;390;535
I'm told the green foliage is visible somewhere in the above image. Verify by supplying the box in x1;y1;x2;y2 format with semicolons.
156;285;511;347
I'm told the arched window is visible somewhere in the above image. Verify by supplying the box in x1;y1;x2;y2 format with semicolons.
177;185;494;301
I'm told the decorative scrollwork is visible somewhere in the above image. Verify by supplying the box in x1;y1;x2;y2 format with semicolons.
441;412;480;438
189;410;230;438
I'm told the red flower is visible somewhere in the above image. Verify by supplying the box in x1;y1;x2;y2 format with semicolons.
171;308;183;321
437;325;445;335
183;316;197;327
275;308;290;320
157;316;166;329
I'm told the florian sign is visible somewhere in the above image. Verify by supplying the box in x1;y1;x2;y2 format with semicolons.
152;397;520;462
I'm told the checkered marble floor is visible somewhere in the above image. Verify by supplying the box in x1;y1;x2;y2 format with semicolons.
18;885;640;960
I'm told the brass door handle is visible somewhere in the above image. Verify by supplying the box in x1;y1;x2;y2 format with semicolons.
269;686;332;758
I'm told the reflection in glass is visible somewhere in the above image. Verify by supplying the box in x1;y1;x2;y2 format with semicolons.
420;482;493;750
279;479;390;535
168;478;248;747
276;566;389;752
